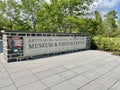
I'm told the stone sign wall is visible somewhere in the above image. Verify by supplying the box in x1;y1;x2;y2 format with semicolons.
2;32;91;62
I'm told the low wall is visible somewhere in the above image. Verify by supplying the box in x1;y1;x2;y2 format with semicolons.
2;32;91;62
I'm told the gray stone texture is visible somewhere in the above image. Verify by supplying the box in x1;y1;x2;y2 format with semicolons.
0;50;120;90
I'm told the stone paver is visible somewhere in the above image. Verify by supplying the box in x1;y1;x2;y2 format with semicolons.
13;74;38;87
109;81;120;90
81;70;101;81
18;81;48;90
78;81;104;90
0;84;17;90
94;76;117;90
68;75;90;88
6;66;27;73
41;74;65;87
59;70;77;80
34;70;56;80
0;50;120;90
0;77;13;88
51;81;77;90
10;70;32;80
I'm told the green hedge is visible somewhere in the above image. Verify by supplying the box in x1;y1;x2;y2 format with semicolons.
92;36;120;52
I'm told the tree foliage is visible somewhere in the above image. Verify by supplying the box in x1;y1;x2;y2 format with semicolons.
103;10;118;36
0;0;94;32
0;0;119;37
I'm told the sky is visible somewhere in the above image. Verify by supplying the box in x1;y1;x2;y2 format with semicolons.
90;0;120;18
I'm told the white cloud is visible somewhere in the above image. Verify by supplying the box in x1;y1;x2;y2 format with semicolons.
90;0;120;18
45;0;50;3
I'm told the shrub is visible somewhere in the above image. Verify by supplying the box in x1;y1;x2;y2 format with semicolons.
113;52;120;56
92;36;120;52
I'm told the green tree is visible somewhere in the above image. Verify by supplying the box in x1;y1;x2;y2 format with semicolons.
4;0;17;30
60;0;94;33
0;0;26;31
93;10;103;35
36;1;64;32
19;0;45;32
117;18;120;30
0;0;95;33
104;10;118;36
94;11;102;23
36;0;94;33
0;0;10;30
78;18;99;36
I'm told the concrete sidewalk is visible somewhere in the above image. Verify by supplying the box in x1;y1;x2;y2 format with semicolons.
0;50;120;90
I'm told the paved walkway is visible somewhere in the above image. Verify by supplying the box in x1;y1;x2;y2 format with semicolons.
0;50;120;90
